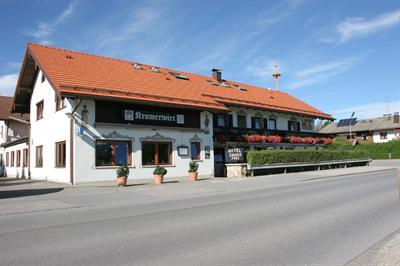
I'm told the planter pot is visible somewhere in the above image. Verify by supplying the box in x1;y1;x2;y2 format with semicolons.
153;175;164;185
188;172;198;182
116;176;127;187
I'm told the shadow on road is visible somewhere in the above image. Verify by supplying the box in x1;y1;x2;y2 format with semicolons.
0;188;64;199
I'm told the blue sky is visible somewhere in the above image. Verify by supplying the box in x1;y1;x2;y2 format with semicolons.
0;0;399;120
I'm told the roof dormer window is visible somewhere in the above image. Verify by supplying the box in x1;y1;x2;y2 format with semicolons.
132;63;143;70
169;72;189;80
151;66;161;73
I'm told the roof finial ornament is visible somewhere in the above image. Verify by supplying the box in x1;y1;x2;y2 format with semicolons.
272;64;281;91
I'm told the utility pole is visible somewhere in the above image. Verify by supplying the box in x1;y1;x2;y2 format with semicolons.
349;112;355;140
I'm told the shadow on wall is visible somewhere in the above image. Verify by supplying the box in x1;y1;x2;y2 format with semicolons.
0;188;64;199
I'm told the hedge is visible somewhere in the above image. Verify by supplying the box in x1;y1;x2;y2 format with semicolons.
356;140;400;159
247;149;369;165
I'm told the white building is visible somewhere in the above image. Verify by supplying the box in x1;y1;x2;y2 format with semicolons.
0;96;30;177
319;114;400;143
5;43;332;183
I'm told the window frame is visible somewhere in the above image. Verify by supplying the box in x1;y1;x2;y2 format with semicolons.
55;141;66;168
190;141;201;161
380;132;387;140
36;100;44;120
6;152;9;167
141;141;173;166
268;119;277;130
237;115;247;129
36;145;43;168
217;114;226;127
16;150;21;167
11;151;14;167
95;139;132;167
55;96;66;111
23;148;29;167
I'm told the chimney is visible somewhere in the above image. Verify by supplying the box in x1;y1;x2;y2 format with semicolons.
212;68;222;83
394;112;399;124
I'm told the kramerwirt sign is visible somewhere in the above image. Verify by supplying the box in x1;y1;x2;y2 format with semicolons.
124;110;185;125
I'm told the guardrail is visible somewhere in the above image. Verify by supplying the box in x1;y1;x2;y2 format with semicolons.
247;159;372;176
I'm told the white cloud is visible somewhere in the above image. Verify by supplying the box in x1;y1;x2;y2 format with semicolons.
287;56;362;90
0;73;19;96
26;0;78;43
246;58;283;82
331;100;400;119
336;9;400;43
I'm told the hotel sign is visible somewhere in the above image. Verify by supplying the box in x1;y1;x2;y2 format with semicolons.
225;147;245;163
124;110;185;125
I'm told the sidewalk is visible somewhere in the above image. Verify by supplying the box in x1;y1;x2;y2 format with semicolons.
347;229;400;266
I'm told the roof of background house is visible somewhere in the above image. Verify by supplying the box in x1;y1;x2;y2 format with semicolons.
319;115;400;134
0;96;29;121
16;43;333;119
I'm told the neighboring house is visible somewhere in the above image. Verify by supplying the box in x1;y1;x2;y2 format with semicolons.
319;113;400;143
8;43;333;183
0;96;30;177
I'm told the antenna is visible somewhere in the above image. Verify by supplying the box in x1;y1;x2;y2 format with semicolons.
383;96;389;115
272;65;281;91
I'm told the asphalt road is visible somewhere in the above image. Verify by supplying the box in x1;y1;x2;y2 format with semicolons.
0;170;399;265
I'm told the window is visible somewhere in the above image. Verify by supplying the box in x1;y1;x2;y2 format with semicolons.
142;142;172;166
237;115;247;128
217;114;226;127
6;152;9;167
288;121;300;132
169;72;189;80
36;100;44;120
95;140;132;166
380;132;387;139
268;119;277;130
11;151;14;167
0;154;2;167
252;117;262;129
36;146;43;167
191;142;201;160
56;96;65;111
16;150;21;167
0;125;3;138
55;141;66;168
23;148;28;167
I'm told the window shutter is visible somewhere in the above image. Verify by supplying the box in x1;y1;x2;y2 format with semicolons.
251;117;255;129
228;114;233;128
213;114;218;127
264;118;268;129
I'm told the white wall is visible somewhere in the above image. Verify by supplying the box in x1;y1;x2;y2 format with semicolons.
72;100;214;183
1;142;29;178
372;130;396;143
29;70;72;183
0;121;6;145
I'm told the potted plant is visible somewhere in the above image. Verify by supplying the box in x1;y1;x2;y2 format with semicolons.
188;161;199;181
116;165;129;187
153;165;167;184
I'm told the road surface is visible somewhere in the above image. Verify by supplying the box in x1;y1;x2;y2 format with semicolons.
0;170;399;265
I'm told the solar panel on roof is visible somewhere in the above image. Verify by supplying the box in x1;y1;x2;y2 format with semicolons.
337;118;357;127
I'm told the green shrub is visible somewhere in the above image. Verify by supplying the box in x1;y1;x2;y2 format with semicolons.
117;165;129;178
324;137;353;150
188;161;199;172
356;140;400;159
153;165;167;176
247;149;369;165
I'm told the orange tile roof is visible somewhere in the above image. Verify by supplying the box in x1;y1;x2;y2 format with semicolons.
27;43;333;119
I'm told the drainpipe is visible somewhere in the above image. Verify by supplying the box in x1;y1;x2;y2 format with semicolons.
68;98;82;185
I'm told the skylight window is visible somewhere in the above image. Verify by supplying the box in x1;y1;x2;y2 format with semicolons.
151;66;161;73
132;63;143;70
232;84;247;91
220;82;231;88
169;72;189;80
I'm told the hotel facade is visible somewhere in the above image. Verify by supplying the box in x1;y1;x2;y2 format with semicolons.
0;44;333;183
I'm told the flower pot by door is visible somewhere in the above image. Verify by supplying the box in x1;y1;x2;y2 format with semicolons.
153;175;164;184
116;176;127;186
188;172;198;182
